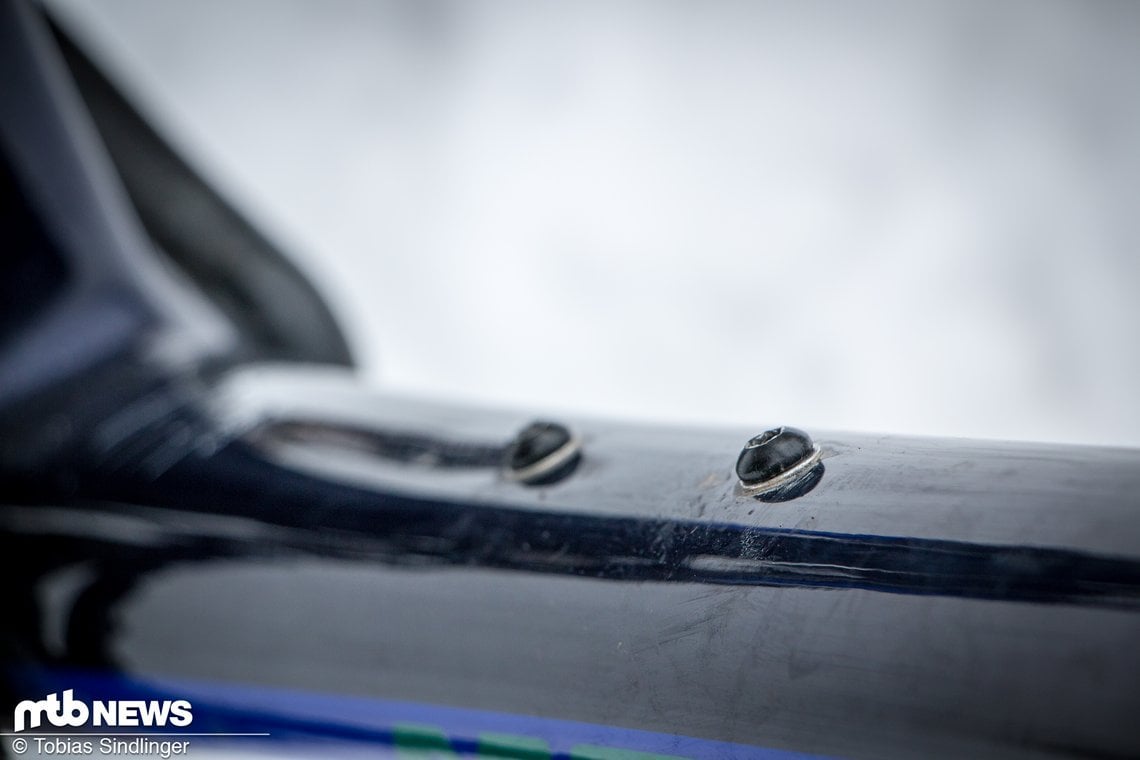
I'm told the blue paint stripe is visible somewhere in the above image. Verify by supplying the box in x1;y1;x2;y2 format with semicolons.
13;667;830;759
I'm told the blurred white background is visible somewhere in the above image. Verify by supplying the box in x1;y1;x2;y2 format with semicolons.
49;0;1140;446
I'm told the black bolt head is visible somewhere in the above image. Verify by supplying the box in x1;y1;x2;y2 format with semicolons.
505;421;580;485
736;426;817;486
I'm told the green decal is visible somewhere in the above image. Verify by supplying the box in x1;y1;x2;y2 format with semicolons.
387;723;690;760
393;722;458;758
477;731;552;759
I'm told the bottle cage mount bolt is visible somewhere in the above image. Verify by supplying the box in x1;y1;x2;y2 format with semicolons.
736;426;821;492
504;420;582;486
